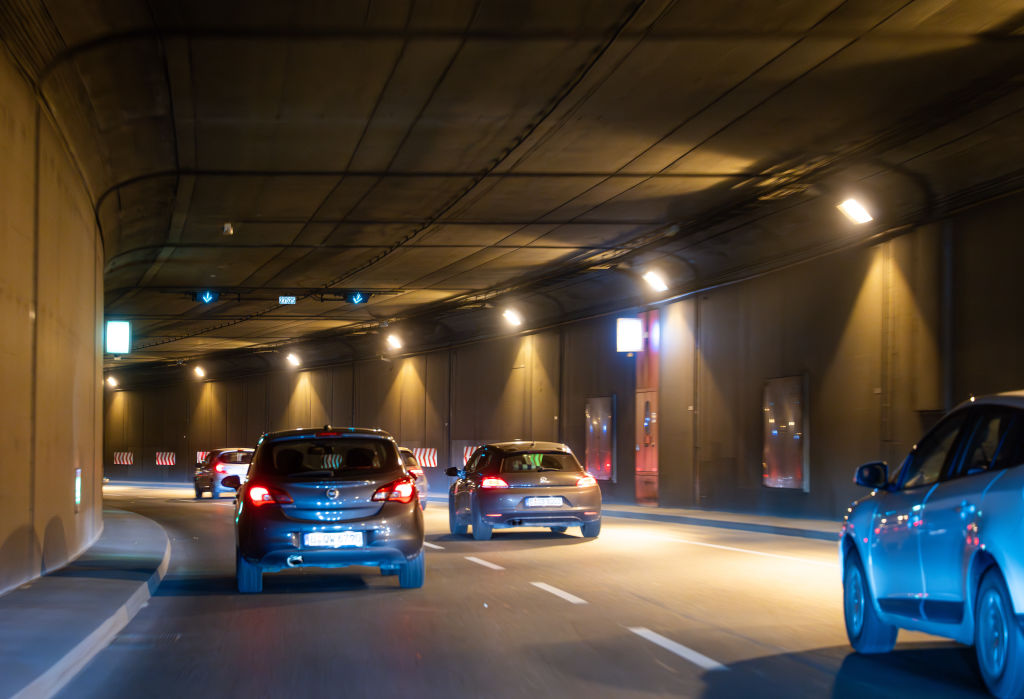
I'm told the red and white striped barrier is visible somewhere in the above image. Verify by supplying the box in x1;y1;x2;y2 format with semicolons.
463;446;482;465
196;451;210;463
113;451;133;465
411;448;437;468
156;451;176;466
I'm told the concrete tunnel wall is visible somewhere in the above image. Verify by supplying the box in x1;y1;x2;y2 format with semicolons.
0;47;104;595
102;193;1024;520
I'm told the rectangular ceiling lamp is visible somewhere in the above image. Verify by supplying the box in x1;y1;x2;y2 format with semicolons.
105;320;131;354
616;317;643;352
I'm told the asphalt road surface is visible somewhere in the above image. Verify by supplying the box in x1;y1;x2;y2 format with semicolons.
58;484;990;698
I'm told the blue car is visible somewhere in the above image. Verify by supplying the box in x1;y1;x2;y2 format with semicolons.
841;391;1024;698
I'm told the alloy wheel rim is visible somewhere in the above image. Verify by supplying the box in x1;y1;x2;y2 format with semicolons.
979;589;1008;678
847;567;865;635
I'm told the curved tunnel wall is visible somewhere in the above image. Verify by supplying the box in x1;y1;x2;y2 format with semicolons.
0;46;103;595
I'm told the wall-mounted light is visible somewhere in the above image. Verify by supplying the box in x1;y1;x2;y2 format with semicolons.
105;376;118;388
837;198;873;224
616;317;644;352
194;365;206;378
642;270;668;292
286;353;301;367
386;334;403;350
503;308;523;327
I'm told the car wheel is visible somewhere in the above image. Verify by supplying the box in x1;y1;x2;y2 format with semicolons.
398;550;425;589
975;568;1024;699
236;550;262;594
194;483;202;499
549;526;568;534
843;550;896;653
471;501;493;541
580;519;601;538
449;499;468;536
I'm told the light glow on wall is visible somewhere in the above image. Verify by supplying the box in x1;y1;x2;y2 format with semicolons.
837;198;873;224
642;270;668;292
106;376;118;388
387;334;403;350
503;308;523;326
286;353;301;367
105;320;131;354
194;365;206;378
617;317;643;352
74;468;82;511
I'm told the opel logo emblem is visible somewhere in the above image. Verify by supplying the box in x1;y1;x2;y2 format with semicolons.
326;488;340;500
539;476;549;484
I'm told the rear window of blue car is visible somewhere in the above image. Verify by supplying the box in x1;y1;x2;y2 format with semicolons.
495;452;581;473
253;438;398;477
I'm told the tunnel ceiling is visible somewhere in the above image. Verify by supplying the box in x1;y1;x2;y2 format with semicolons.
1;0;1022;376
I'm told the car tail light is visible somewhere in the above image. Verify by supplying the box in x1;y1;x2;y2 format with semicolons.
372;477;417;504
480;476;509;489
248;485;293;506
576;474;597;488
214;461;226;474
316;431;341;437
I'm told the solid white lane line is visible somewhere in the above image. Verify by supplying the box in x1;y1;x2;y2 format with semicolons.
659;537;834;568
422;542;444;550
465;556;504;570
531;582;588;605
628;627;727;672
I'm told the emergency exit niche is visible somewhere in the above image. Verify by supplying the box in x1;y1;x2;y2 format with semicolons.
634;309;659;505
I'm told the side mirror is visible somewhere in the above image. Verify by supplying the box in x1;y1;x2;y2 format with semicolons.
221;475;242;490
445;467;461;477
854;461;888;489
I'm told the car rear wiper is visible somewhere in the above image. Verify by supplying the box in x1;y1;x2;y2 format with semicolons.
288;469;335;478
536;467;561;472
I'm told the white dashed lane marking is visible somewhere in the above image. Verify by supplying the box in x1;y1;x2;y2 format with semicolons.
658;537;835;568
464;556;505;570
628;627;727;671
422;542;444;550
530;582;587;605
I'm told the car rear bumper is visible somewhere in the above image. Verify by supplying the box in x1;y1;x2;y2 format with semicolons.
475;487;601;529
237;501;424;568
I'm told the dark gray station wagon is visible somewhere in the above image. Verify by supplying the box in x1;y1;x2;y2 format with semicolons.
225;427;425;593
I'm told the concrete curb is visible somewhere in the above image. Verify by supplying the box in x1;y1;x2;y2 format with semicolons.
3;510;171;699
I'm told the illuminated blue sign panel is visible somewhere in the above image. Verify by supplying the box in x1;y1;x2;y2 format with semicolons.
346;291;369;304
278;295;297;305
105;320;131;354
194;290;219;304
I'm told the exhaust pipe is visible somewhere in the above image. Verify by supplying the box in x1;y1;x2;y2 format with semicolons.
286;554;303;568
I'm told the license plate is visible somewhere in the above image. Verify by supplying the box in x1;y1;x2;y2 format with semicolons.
525;496;563;508
303;531;364;548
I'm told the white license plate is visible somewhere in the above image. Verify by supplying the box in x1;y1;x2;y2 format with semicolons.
304;531;364;548
525;496;563;508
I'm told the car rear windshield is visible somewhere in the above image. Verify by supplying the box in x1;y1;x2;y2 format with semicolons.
499;452;581;473
253;438;398;478
215;451;252;464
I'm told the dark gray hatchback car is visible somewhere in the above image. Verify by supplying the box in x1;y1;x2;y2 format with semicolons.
224;426;425;593
446;441;602;540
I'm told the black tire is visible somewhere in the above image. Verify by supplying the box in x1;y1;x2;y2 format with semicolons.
194;482;202;499
471;501;493;541
843;550;897;653
580;519;601;538
236;550;262;594
398;550;425;589
549;526;568;534
975;568;1024;699
449;499;468;536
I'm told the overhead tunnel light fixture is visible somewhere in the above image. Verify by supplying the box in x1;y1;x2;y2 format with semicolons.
194;365;206;378
386;334;403;350
503;308;523;327
837;198;873;224
106;376;118;388
642;270;669;292
286;353;301;367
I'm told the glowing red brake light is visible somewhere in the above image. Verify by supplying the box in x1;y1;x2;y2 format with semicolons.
576;474;598;488
248;485;293;506
372;477;417;504
480;476;509;489
214;462;226;474
316;431;341;437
